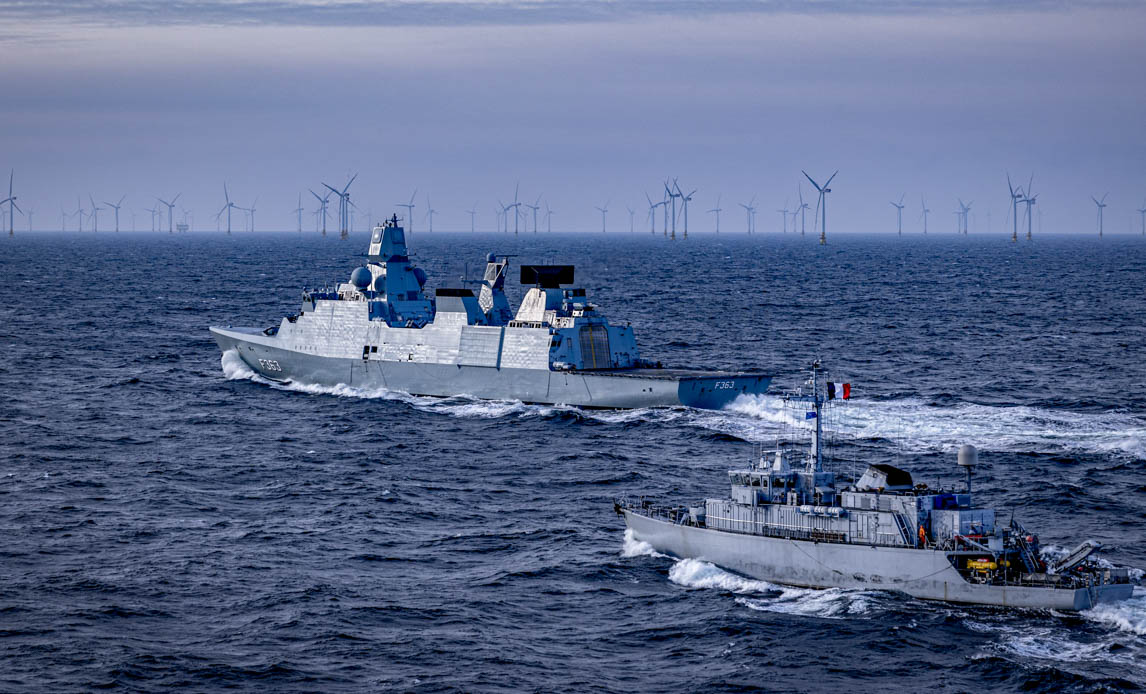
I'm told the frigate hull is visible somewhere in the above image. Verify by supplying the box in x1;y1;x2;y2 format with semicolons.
623;511;1133;611
213;327;770;409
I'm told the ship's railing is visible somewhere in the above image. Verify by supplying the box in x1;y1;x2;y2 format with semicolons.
614;497;696;526
703;513;850;545
620;496;921;548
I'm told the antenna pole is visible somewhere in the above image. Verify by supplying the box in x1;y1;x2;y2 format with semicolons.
812;361;824;472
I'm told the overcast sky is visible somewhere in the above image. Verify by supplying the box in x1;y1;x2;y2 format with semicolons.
1;1;1144;234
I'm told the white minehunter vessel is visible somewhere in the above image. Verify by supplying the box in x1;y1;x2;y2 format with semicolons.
618;362;1135;611
211;216;771;409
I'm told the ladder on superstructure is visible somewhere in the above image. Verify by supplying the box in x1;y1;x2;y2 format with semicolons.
1011;520;1042;573
892;513;913;546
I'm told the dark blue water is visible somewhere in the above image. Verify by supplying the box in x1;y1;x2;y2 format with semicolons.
2;232;1144;692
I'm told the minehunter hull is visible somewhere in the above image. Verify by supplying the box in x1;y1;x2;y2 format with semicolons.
623;511;1133;611
212;327;770;409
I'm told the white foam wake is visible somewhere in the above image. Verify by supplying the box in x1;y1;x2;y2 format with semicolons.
620;528;667;559
1084;587;1146;636
667;558;780;594
725;393;1146;460
219;349;569;419
220;348;262;382
666;557;877;619
219;350;1145;460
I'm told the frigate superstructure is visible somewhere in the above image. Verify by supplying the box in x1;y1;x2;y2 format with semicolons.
617;362;1135;610
210;216;771;409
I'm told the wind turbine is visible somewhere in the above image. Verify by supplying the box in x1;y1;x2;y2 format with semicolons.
626;205;635;233
217;185;238;234
645;192;660;234
309;189;330;235
398;189;417;233
1092;194;1108;237
89;195;102;233
777;201;790;234
144;204;158;232
708;194;722;233
803;169;838;245
75;197;88;232
957;199;972;235
1006;174;1024;242
60;207;68;232
739;196;756;234
495;204;504;233
1021;177;1037;241
797;187;809;237
246;198;258;232
890;194;905;235
293;193;304;232
25;207;34;232
158;193;180;234
545;202;554;233
103;195;125;232
595;200;609;233
1137;202;1146;236
507;184;522;235
323;173;356;239
920;196;930;234
466;203;477;233
526;195;541;233
2;170;20;236
664;179;682;240
424;195;436;233
676;183;695;240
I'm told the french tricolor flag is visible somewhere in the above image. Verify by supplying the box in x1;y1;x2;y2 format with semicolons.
827;382;851;400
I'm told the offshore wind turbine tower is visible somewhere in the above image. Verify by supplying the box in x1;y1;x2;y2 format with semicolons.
803;170;837;245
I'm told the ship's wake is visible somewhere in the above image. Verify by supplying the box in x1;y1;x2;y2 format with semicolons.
619;539;883;620
220;350;1145;460
667;557;880;619
964;587;1146;676
219;349;570;419
620;528;668;559
718;393;1146;461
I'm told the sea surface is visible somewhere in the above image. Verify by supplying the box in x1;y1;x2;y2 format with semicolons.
1;231;1144;693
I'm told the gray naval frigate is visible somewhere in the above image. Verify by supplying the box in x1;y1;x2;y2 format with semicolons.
617;362;1135;611
210;216;771;409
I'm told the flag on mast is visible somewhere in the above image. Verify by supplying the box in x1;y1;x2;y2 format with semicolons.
827;382;851;400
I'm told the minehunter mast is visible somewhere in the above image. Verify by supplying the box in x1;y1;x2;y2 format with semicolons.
784;360;827;474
